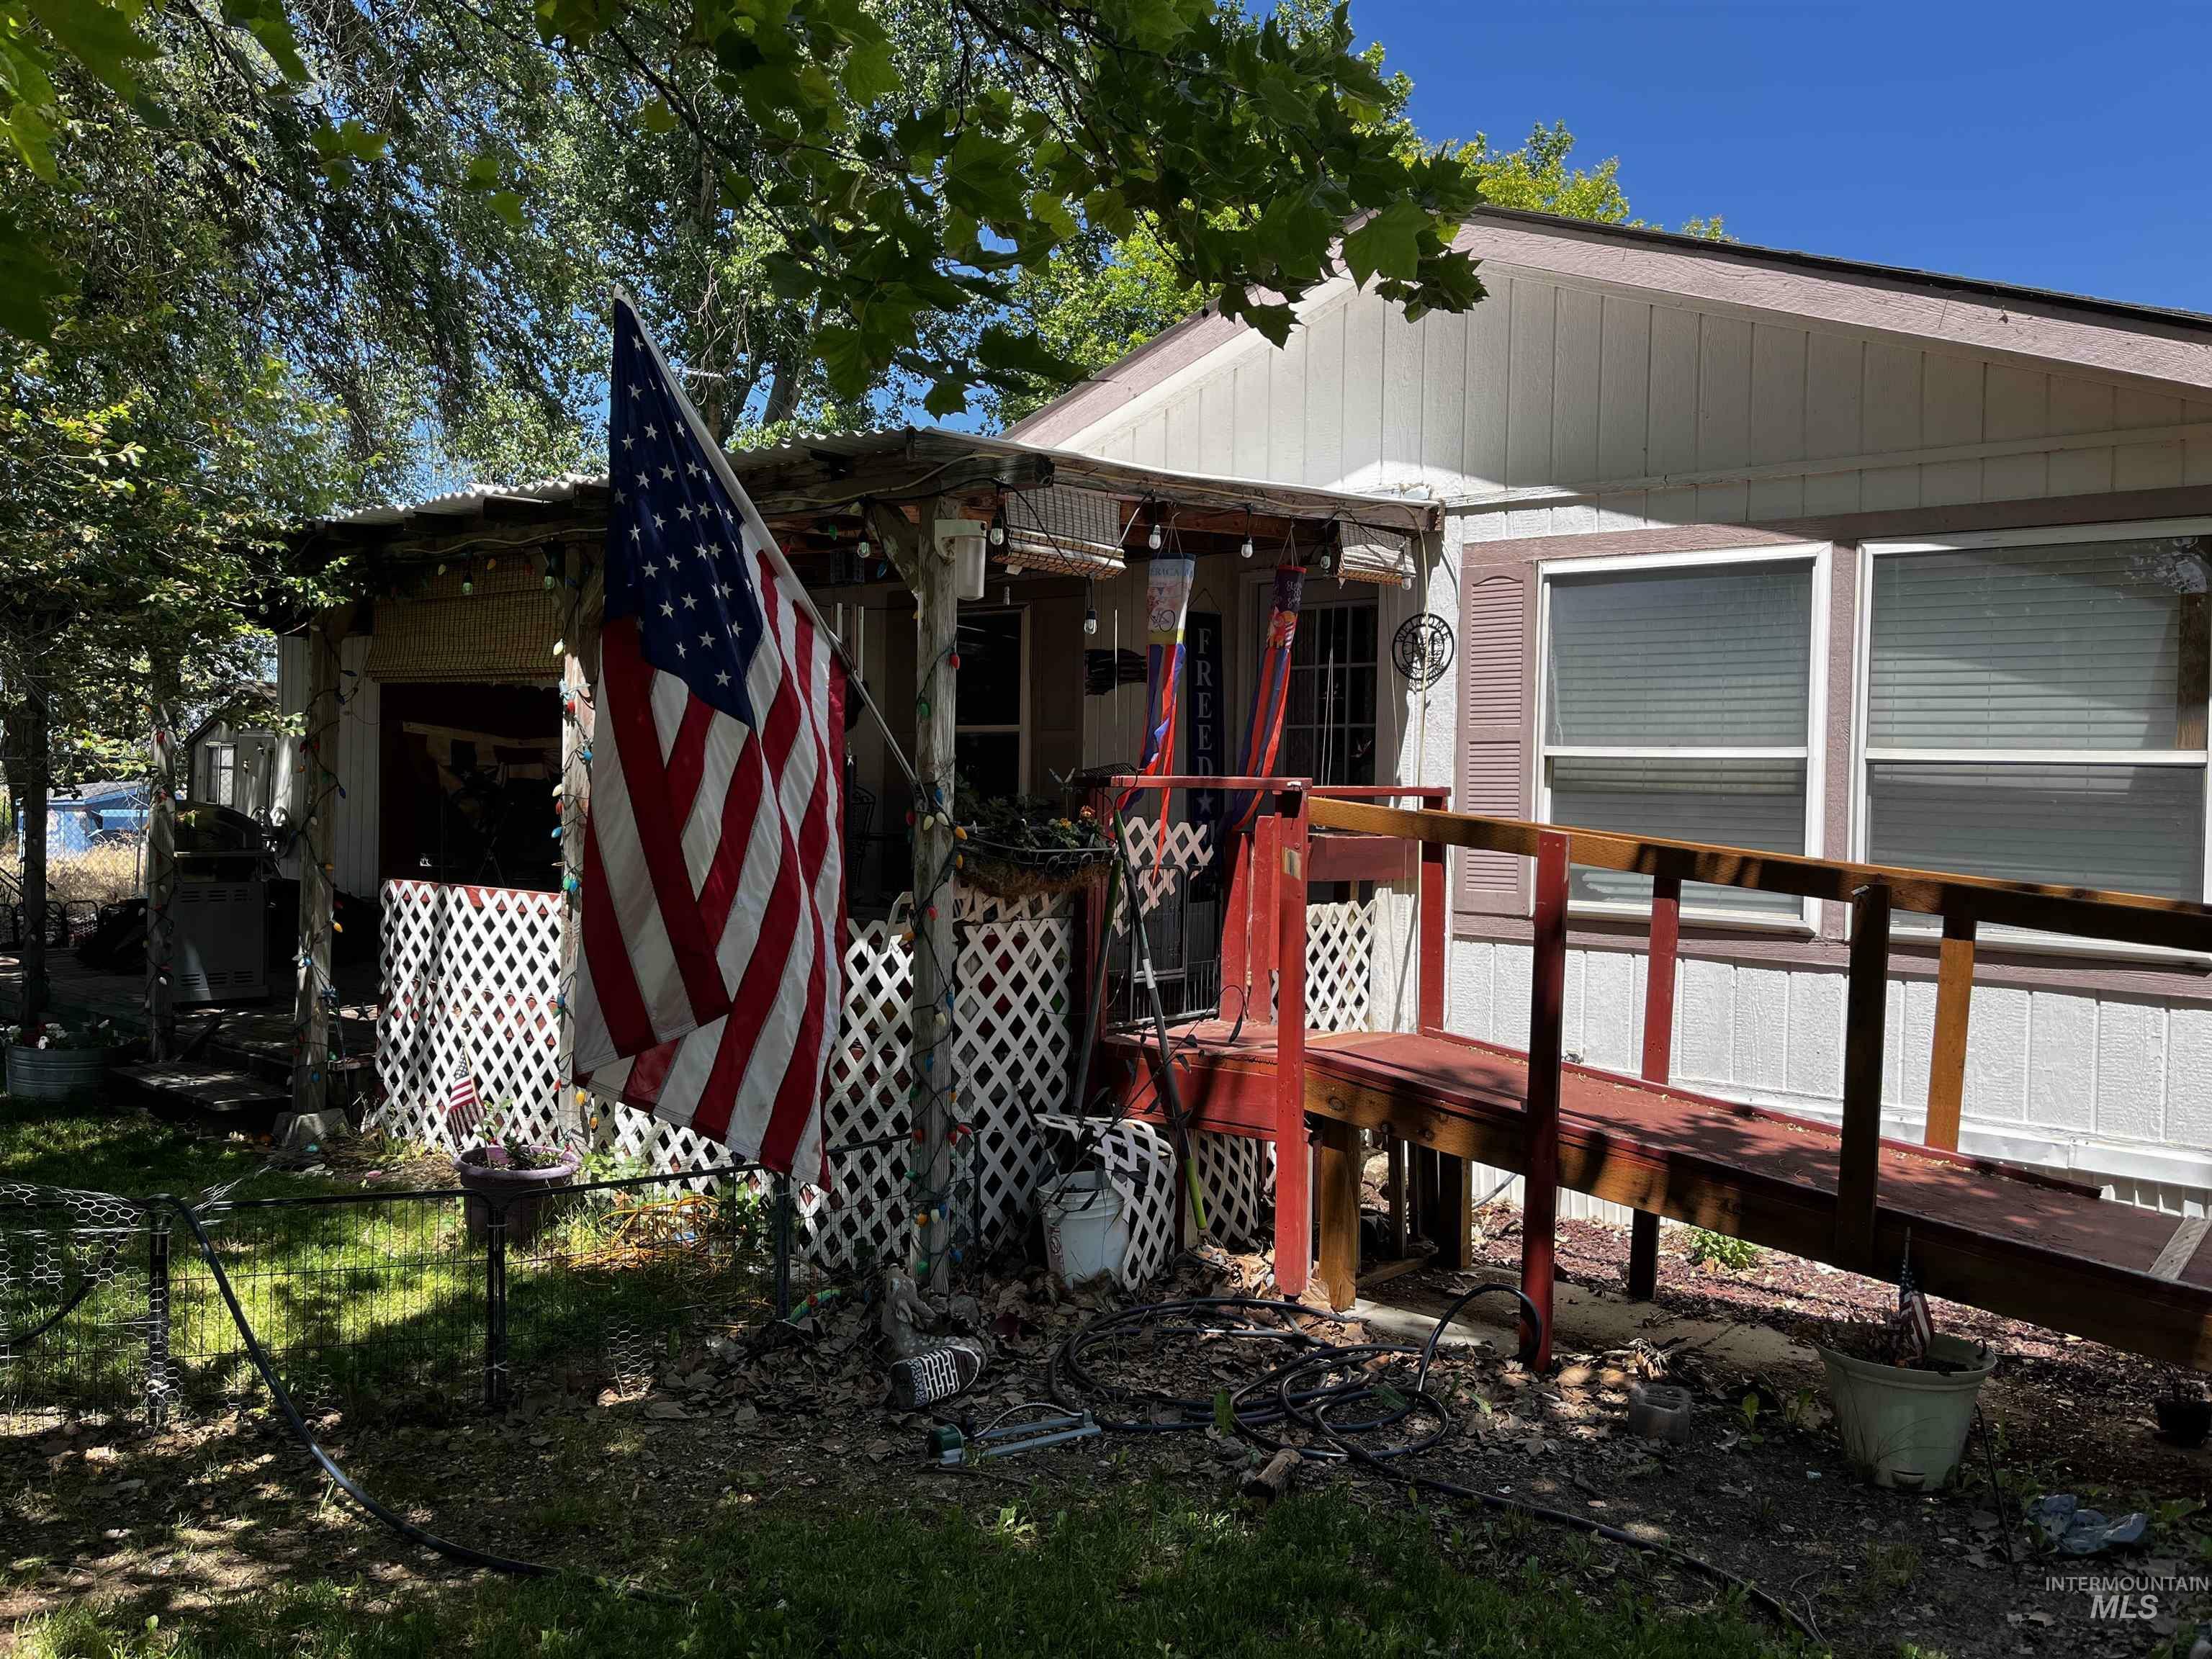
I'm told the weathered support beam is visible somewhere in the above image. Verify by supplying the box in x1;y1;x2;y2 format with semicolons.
1836;884;1893;1271
1520;830;1569;1368
1315;1114;1362;1311
555;554;603;1143
291;620;341;1116
907;500;959;1295
1925;912;1977;1152
1272;788;1309;1295
1627;873;1682;1301
1430;1148;1472;1271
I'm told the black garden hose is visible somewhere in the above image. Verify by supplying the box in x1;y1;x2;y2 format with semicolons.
1049;1285;1822;1645
159;1191;681;1602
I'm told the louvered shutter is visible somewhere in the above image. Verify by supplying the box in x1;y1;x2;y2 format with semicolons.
1457;569;1532;916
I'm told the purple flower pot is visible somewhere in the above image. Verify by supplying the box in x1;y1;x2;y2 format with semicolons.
454;1144;581;1247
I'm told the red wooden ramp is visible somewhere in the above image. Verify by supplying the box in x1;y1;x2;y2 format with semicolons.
1107;1018;2212;1371
1095;778;2212;1374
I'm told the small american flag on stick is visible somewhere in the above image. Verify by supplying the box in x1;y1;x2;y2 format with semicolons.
446;1069;485;1140
1894;1236;1934;1361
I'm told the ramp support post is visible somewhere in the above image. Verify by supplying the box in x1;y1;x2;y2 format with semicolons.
1925;911;1977;1151
1837;883;1892;1271
1271;788;1310;1295
1520;831;1569;1369
1627;873;1681;1301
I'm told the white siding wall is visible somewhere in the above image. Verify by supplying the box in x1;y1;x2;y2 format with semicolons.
1064;271;2212;536
274;633;380;896
1051;279;2212;1216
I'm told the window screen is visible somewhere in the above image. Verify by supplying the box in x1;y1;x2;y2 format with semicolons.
1865;536;2210;907
1541;559;1817;918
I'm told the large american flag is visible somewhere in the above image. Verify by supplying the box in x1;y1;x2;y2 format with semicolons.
573;297;848;1179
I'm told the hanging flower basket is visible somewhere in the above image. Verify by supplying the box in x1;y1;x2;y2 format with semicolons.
959;850;1112;900
956;798;1114;899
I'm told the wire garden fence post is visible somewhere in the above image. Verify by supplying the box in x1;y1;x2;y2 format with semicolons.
773;1173;793;1321
482;1200;509;1411
145;1217;173;1429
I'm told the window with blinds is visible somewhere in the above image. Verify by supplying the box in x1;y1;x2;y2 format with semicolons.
1863;531;2211;911
1539;556;1820;919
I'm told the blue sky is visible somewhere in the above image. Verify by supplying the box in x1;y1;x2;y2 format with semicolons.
1344;0;2210;315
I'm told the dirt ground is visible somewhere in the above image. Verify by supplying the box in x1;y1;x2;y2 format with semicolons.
6;1198;2212;1657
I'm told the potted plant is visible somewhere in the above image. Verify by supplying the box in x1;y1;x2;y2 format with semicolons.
1817;1321;1995;1491
4;1017;117;1101
453;1104;581;1246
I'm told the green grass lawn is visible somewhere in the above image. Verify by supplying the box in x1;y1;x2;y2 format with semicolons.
13;1482;1802;1658
0;1098;758;1413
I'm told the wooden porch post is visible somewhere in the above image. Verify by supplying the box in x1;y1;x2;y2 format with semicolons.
1626;873;1682;1301
1271;786;1310;1295
1835;883;1892;1270
1925;911;1977;1152
291;618;340;1117
902;501;960;1295
143;676;181;1062
1520;830;1569;1369
557;553;603;1145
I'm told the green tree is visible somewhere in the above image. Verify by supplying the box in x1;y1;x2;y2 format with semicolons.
4;0;1491;421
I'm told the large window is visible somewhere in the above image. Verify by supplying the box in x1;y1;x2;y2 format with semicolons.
1539;552;1824;920
1860;525;2211;912
953;608;1028;800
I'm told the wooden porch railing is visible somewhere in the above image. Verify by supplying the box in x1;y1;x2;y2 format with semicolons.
1308;795;2212;1360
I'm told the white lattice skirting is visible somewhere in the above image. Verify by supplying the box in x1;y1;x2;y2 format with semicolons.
373;876;1359;1281
373;881;1076;1278
374;881;564;1151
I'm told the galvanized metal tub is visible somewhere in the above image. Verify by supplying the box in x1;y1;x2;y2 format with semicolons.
5;1045;114;1100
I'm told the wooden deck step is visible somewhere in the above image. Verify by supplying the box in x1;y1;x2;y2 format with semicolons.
113;1063;289;1115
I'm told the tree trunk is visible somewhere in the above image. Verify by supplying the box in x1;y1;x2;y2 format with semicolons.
144;668;181;1061
10;693;50;1025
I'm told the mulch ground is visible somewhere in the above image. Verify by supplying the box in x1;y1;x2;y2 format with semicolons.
7;1200;2212;1656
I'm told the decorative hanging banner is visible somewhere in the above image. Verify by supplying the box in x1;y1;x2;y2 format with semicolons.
1128;553;1195;802
1184;610;1224;877
1227;565;1306;833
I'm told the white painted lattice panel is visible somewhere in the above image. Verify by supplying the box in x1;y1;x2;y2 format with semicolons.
374;881;565;1151
1307;899;1374;1033
1110;817;1214;933
374;878;1074;1279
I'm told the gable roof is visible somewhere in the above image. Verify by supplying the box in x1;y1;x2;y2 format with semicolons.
1009;207;2212;448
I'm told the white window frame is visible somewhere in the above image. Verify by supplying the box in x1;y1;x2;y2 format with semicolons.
1534;544;1832;932
207;742;238;808
955;605;1030;797
1852;516;2212;961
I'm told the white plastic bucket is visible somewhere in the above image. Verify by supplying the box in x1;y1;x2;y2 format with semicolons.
1818;1334;1994;1491
1044;1171;1129;1287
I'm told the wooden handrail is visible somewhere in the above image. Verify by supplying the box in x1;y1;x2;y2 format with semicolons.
1106;773;1447;801
1309;798;2212;956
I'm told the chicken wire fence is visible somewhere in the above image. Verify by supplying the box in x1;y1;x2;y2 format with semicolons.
0;1170;798;1424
